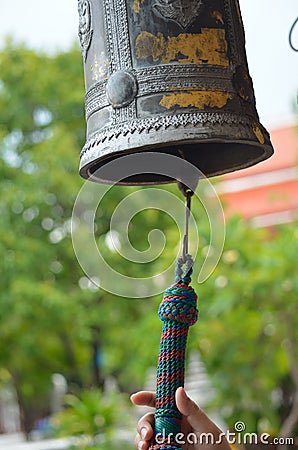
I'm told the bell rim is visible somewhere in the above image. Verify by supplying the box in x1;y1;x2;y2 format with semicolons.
79;137;274;185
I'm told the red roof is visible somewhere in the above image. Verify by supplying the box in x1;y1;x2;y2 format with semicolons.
219;125;298;223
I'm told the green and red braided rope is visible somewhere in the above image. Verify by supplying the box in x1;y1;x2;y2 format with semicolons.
149;256;198;450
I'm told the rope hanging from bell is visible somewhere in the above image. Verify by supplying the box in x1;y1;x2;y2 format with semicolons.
149;184;199;450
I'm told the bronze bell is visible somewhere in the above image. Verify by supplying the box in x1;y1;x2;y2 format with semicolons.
77;0;274;184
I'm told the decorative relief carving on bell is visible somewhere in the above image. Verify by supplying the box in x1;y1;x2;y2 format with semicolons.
78;0;93;62
152;0;204;30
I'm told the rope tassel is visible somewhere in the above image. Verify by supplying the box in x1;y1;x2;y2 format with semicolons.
149;257;198;450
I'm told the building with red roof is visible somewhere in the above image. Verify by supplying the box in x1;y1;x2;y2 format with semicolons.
217;124;298;226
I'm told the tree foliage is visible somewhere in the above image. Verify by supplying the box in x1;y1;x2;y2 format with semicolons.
52;388;133;450
0;40;178;434
191;218;298;437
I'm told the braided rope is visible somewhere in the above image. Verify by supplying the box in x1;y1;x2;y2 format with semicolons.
149;257;198;450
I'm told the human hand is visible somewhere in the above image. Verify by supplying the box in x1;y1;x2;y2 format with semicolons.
131;387;231;450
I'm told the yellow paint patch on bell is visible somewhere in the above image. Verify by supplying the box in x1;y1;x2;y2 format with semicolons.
211;10;224;25
91;61;98;82
135;29;229;67
160;90;232;109
90;52;108;81
132;0;144;14
253;126;265;144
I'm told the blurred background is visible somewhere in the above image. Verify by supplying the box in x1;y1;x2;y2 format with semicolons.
0;0;297;449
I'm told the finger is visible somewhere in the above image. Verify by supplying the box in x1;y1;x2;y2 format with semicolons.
134;433;150;450
134;412;155;450
136;412;155;441
131;391;156;408
175;387;220;433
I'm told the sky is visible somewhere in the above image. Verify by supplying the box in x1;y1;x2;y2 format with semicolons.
0;0;297;130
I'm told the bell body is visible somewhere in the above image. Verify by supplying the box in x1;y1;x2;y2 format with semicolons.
78;0;273;184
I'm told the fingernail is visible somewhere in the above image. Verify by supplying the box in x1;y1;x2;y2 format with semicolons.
140;427;147;439
138;440;144;450
180;387;189;400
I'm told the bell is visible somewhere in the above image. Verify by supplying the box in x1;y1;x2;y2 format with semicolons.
77;0;274;184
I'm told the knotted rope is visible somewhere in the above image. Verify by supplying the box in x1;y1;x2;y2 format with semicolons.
149;256;198;450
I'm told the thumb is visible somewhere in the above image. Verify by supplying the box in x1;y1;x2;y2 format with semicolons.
175;387;220;434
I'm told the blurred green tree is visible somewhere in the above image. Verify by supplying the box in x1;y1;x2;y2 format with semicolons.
0;41;93;435
191;217;298;440
0;40;180;436
52;388;133;450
